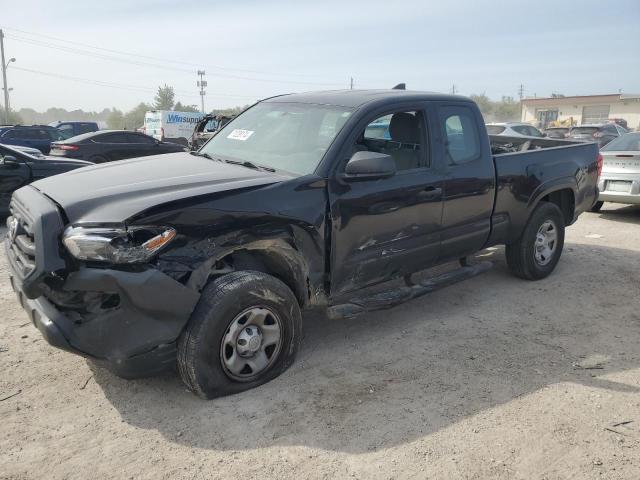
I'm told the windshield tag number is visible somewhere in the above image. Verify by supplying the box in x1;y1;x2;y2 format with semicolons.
227;129;254;141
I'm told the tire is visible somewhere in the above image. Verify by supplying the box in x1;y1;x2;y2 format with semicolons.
590;201;604;212
88;155;108;164
177;271;302;399
506;202;565;280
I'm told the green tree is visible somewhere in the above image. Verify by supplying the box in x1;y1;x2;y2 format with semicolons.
106;108;125;129
492;96;520;122
154;84;175;110
0;107;23;124
469;94;493;119
123;102;152;130
173;101;199;113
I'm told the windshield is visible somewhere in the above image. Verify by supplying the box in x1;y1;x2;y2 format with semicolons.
200;102;353;175
601;133;640;152
570;127;599;136
486;125;506;134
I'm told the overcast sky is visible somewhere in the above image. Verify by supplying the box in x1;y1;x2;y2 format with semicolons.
2;0;639;113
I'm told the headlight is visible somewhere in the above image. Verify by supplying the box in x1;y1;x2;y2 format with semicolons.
62;226;176;263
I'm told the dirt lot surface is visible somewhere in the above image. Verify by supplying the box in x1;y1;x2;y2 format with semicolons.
1;204;639;479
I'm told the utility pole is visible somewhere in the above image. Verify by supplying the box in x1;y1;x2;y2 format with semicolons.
197;70;207;113
1;29;10;123
518;84;525;122
451;84;457;95
350;77;354;90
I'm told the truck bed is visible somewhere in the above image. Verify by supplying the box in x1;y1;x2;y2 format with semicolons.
488;135;600;244
489;134;586;155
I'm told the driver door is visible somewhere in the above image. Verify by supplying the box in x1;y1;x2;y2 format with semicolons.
328;106;445;295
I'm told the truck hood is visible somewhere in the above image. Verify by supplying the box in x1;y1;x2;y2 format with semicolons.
32;152;290;224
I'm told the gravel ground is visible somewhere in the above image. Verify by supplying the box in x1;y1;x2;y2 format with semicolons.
1;204;639;479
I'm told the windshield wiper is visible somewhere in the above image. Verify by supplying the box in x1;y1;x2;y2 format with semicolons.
223;158;275;172
189;150;217;161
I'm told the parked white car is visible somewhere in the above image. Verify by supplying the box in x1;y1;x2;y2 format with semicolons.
486;122;544;138
592;132;640;211
144;110;205;146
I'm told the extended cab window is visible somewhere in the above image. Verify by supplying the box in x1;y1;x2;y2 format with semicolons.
355;110;427;170
439;106;480;165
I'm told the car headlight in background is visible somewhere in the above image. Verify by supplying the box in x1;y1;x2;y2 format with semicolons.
62;226;176;263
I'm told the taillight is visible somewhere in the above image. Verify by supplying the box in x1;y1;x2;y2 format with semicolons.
55;144;79;151
596;154;603;177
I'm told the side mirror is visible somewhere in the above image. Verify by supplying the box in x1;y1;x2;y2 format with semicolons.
341;151;396;181
1;156;20;168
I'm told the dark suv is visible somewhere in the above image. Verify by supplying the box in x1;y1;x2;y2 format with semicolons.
568;123;627;148
0;125;67;154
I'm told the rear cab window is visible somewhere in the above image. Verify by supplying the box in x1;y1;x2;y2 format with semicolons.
438;105;480;165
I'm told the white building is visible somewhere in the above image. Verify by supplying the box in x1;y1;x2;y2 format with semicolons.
521;93;640;130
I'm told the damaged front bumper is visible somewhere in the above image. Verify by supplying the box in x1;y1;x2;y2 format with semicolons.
8;266;200;378
5;186;200;378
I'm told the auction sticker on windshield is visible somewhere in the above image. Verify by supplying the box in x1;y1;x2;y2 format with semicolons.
227;129;254;141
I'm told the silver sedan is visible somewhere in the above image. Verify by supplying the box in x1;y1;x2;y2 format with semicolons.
593;132;640;211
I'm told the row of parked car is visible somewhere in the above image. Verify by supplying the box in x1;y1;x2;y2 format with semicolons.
486;121;631;148
0;122;189;213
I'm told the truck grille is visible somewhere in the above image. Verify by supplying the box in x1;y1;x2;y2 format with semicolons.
7;197;37;278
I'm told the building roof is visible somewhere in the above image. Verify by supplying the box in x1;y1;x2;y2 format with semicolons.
522;93;640;103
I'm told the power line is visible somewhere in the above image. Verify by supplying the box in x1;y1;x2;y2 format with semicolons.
11;66;258;100
2;28;347;86
1;25;338;79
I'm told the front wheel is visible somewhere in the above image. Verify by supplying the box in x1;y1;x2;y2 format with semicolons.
177;271;301;399
506;202;565;280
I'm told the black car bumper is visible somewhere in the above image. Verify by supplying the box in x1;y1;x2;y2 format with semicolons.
8;265;200;378
5;186;200;378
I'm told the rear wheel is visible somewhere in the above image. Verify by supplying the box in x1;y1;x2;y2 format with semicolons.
590;201;604;212
506;202;565;280
177;271;301;399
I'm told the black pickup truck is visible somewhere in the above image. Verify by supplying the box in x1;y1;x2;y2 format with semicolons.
4;90;601;399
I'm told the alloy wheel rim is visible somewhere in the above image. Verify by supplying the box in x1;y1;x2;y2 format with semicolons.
534;220;557;266
220;306;283;382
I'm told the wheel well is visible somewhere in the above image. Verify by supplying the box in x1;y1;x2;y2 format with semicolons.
220;249;307;307
540;189;575;225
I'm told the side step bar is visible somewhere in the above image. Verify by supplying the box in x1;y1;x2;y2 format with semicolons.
326;260;493;320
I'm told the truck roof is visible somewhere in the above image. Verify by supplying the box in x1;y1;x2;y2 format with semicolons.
263;89;472;108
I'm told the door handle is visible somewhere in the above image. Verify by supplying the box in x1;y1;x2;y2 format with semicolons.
418;186;442;200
